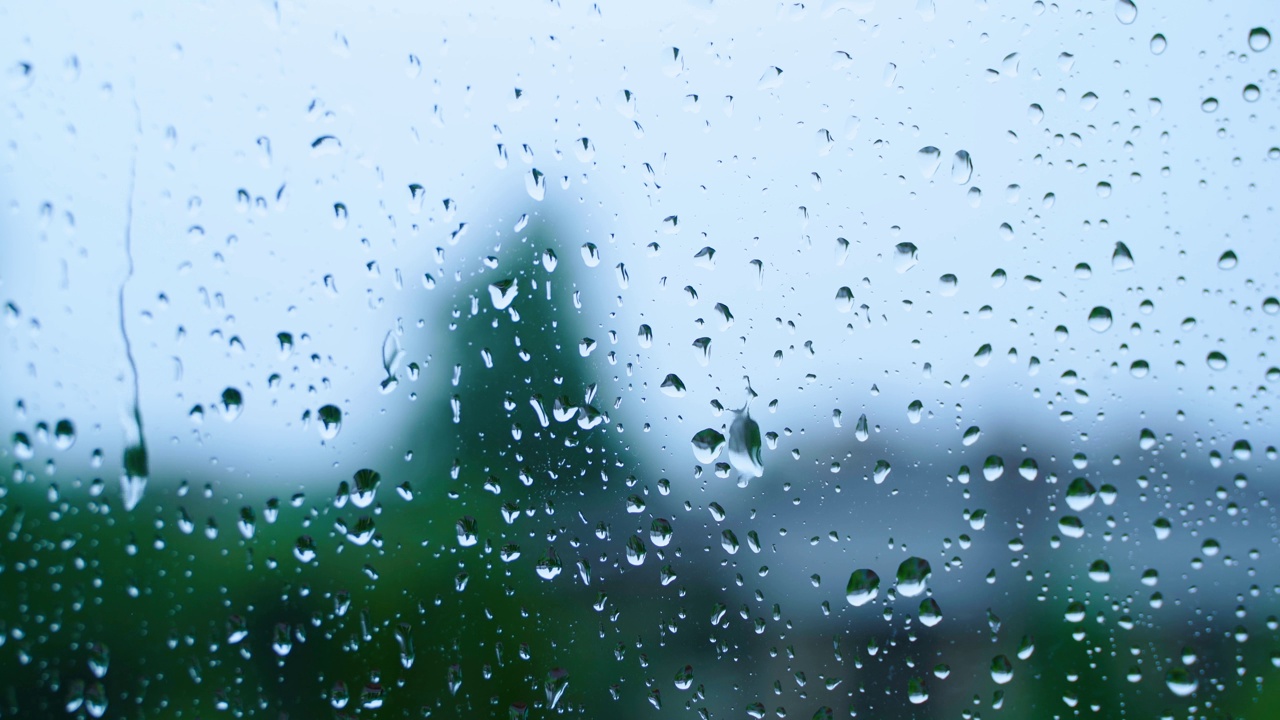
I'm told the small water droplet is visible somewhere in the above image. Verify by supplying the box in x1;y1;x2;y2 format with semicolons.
488;278;519;309
310;135;341;157
1112;241;1135;270
1114;0;1137;25
951;150;973;184
1150;33;1167;54
917;146;941;178
220;388;243;421
317;404;342;439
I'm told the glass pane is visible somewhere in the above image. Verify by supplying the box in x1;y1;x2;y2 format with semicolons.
3;2;1278;717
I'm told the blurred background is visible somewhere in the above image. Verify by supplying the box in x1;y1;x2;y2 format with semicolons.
2;1;1278;718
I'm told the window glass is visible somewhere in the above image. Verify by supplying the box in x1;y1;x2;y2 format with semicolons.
3;2;1278;717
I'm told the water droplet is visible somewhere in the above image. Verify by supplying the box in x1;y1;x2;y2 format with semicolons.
727;403;764;480
525;168;546;201
650;518;673;547
488;278;519;309
756;65;784;90
626;535;647;565
310;135;341;157
835;286;855;312
894;242;918;273
1114;0;1137;25
456;516;478;547
1201;97;1219;112
674;665;694;691
1165;668;1198;696
917;146;941;178
1088;559;1111;582
660;374;687;397
854;414;870;442
1206;351;1228;370
845;569;880;607
350;469;380;508
1150;33;1167;54
1088;306;1113;332
720;529;739;554
951;150;973;184
317;404;342;439
1243;84;1261;102
873;459;892;484
691;429;726;463
982;455;1004;481
220;388;243;421
990;655;1014;684
1065;478;1097;511
1218;250;1238;269
1248;27;1271;52
1112;241;1135;270
895;557;931;597
918;598;943;627
294;535;317;562
907;677;929;704
53;419;75;450
938;274;958;296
